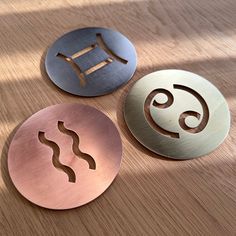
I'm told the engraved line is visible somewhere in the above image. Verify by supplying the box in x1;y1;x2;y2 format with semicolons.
57;121;96;170
38;131;76;183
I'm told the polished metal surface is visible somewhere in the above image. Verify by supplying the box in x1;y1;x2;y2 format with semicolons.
8;104;122;209
45;27;137;96
124;70;230;159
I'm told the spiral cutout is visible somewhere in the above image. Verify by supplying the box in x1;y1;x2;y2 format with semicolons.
144;84;209;138
174;84;209;134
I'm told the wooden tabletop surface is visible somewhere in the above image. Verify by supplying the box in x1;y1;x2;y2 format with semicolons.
0;0;236;235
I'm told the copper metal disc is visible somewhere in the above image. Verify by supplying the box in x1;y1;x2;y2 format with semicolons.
124;70;230;159
8;104;122;209
45;27;137;97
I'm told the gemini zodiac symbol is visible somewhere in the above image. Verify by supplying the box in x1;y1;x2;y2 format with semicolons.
45;27;137;96
56;33;128;87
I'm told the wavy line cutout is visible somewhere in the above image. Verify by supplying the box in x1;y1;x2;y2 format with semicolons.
38;131;76;183
57;121;96;170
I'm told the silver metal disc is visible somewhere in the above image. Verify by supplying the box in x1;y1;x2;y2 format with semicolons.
45;27;137;97
124;70;230;159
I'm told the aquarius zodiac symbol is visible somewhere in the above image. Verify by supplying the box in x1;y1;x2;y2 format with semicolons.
38;121;96;183
56;33;128;86
144;84;210;138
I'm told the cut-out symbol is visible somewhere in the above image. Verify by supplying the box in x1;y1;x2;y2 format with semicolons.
45;27;137;96
8;104;122;209
56;33;128;87
144;84;209;139
38;121;96;183
124;70;230;159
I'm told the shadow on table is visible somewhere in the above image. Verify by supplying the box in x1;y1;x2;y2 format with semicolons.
0;0;236;55
0;0;236;123
1;125;235;235
1;0;236;234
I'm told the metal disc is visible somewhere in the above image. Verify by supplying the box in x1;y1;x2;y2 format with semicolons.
8;104;122;209
124;70;230;159
45;27;137;96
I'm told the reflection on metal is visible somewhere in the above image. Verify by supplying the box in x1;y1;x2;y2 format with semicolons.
124;70;230;159
45;27;137;96
8;104;122;209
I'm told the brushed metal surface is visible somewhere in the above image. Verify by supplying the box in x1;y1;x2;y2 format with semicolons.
8;104;122;209
124;70;230;159
45;27;137;96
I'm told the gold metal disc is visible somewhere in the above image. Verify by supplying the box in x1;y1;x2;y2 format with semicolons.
124;70;230;159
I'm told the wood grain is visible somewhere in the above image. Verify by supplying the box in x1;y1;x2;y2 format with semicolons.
0;0;236;235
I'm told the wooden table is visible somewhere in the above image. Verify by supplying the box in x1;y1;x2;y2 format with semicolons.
0;0;235;235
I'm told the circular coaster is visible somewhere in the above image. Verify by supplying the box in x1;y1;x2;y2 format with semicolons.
45;27;137;97
124;70;230;159
8;104;122;209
